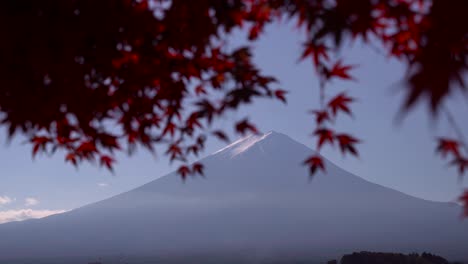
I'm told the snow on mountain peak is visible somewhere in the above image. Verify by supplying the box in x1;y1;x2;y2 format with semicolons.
213;131;276;157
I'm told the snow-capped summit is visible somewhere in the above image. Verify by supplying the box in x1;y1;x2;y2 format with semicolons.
213;131;274;156
0;131;467;261
210;131;311;162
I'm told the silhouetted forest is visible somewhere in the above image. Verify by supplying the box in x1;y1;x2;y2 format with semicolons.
336;252;465;264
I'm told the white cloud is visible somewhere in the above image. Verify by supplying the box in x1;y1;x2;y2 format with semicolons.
25;197;39;207
97;183;109;187
0;209;67;224
0;196;13;206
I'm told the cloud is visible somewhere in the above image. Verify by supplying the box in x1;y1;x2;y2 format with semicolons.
0;209;67;224
25;197;39;207
0;196;13;206
97;183;109;187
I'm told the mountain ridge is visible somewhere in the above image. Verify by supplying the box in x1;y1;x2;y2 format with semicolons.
0;131;466;260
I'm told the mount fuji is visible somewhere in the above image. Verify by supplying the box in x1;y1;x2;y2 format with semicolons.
0;131;467;261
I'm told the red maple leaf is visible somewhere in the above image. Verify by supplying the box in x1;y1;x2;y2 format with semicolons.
450;157;468;176
326;61;356;80
30;136;51;157
192;163;204;176
314;128;334;149
248;24;262;40
327;93;354;117
99;155;115;171
186;113;203;130
76;141;98;158
162;122;176;137
301;42;329;67
335;133;360;156
65;153;77;167
437;138;460;158
235;119;258;135
311;110;330;125
274;89;288;103
166;143;182;161
177;165;190;180
303;155;325;176
186;145;200;156
212;130;229;142
97;134;120;150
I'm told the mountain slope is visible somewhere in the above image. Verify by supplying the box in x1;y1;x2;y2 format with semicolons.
0;131;466;260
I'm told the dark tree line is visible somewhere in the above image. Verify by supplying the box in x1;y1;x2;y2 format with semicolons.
338;251;463;264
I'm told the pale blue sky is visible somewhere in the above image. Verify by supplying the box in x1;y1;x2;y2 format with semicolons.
1;21;467;215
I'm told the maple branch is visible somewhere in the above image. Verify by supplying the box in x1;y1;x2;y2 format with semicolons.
318;66;326;110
